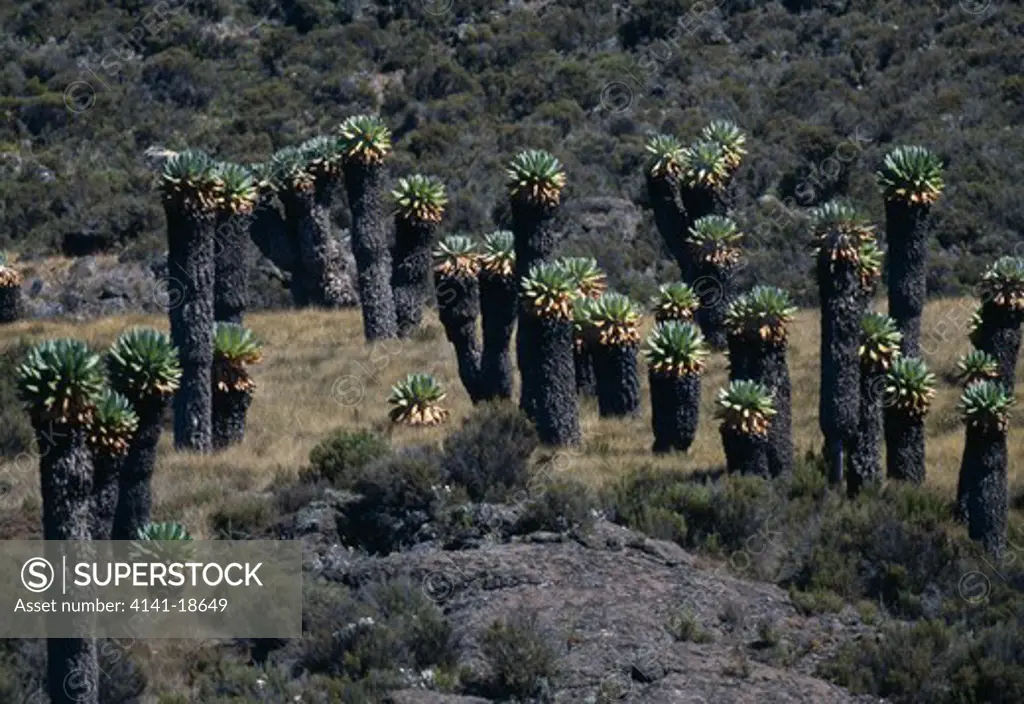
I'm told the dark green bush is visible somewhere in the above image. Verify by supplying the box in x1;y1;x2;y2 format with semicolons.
0;342;33;459
443;403;539;502
479;609;561;700
208;494;277;539
512;478;596;536
306;428;391;487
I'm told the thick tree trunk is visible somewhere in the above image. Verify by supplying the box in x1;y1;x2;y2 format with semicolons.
282;181;358;309
693;261;733;350
958;427;1008;557
728;335;792;477
848;365;884;497
680;184;725;234
213;211;250;324
90;453;121;541
884;410;926;484
533;315;580;446
112;402;165;541
721;427;770;477
0;285;22;323
727;332;753;381
819;258;864;487
649;370;700;453
166;206;214;452
343;162;397;340
593;344;641;418
646;172;690;282
250;195;309;306
478;273;517;401
34;421;99;704
512;199;558;416
437;272;482;403
392;218;436;338
973;302;1023;393
574;342;598;397
212;388;252;450
885;199;930;357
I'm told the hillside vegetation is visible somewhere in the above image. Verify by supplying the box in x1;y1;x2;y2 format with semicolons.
2;0;1023;304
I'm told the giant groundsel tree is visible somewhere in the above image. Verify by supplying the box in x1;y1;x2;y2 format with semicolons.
478;230;517;401
434;235;483;402
392;174;447;337
644;321;708;453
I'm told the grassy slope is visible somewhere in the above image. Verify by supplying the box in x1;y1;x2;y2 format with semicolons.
0;296;1016;539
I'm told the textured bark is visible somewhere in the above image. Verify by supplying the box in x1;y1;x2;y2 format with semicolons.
213;211;250;324
478;272;517;401
884;410;926;484
646;172;690;282
437;272;482;402
165;204;214;453
533;315;580;446
848;365;884;497
112;401;165;541
574;343;598;397
818;257;864;486
249;196;309;306
958;427;1008;556
0;284;22;323
281;179;358;309
720;427;770;477
693;261;733;350
593;344;641;418
343;161;397;340
90;453;122;541
727;335;792;477
649;370;700;453
885;199;931;357
392;218;436;338
34;421;98;704
973;302;1023;393
512;198;558;416
213;388;252;450
680;184;725;234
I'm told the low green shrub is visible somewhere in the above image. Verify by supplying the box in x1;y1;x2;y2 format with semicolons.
306;428;391;487
479;609;561;700
512;478;596;535
443;402;539;502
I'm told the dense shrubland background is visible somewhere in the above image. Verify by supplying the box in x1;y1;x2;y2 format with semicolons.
2;0;1022;305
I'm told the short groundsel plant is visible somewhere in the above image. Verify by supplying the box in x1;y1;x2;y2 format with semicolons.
522;261;576;321
213;323;263;394
388;373;449;426
643;321;709;377
884;357;936;418
562;257;607;299
480;231;515;278
715;380;776;436
978;256;1024;312
645;134;685;179
810;201;876;267
876;145;945;205
588;292;642;346
17;338;104;425
687;215;743;267
392;174;448;224
651;282;700;323
859;313;902;371
434;235;480;279
0;251;22;288
680;139;730;191
129;521;194;565
507;149;567;208
336;115;392;165
956;349;1000;386
88;389;139;456
725;286;796;344
959;379;1013;433
700;120;747;172
106;327;182;401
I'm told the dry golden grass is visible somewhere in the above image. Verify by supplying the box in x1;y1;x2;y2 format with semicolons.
2;295;1021;539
